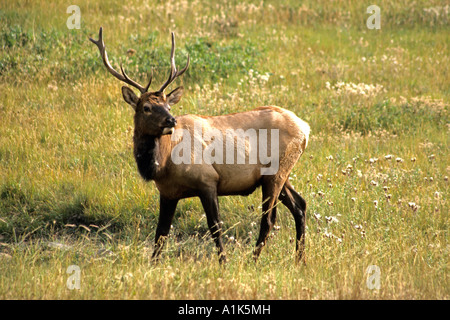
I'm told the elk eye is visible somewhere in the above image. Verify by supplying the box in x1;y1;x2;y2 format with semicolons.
143;106;151;113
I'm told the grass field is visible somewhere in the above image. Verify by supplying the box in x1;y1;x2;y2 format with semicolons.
0;0;448;299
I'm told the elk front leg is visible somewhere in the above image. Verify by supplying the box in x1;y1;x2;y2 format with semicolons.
199;188;226;264
152;195;178;261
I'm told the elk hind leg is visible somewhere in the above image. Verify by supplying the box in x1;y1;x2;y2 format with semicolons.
279;180;306;263
254;178;284;261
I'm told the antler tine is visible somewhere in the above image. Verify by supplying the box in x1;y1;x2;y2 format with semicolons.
120;64;153;93
158;32;176;93
89;27;152;94
144;69;153;92
158;32;190;93
176;54;190;78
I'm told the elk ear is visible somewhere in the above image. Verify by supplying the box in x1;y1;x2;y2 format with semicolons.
121;86;139;110
167;86;184;106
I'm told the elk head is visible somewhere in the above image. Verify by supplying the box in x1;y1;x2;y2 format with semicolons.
89;27;190;136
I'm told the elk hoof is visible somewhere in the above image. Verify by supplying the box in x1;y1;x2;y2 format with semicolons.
253;242;265;261
218;253;227;265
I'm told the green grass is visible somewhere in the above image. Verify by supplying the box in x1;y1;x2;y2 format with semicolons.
0;0;449;299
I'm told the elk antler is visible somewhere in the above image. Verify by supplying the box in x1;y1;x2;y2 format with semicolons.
158;32;190;93
89;27;152;94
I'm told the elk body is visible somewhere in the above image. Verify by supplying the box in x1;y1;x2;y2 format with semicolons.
90;28;310;263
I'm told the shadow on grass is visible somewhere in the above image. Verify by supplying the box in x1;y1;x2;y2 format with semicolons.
0;183;153;243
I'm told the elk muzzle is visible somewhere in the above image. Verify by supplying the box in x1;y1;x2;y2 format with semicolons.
161;117;177;135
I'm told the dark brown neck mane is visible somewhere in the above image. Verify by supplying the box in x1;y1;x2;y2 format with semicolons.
133;134;160;181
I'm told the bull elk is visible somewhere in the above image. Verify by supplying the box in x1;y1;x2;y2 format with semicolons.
90;27;310;263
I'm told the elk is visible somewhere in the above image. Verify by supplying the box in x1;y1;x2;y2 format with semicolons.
90;27;310;263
